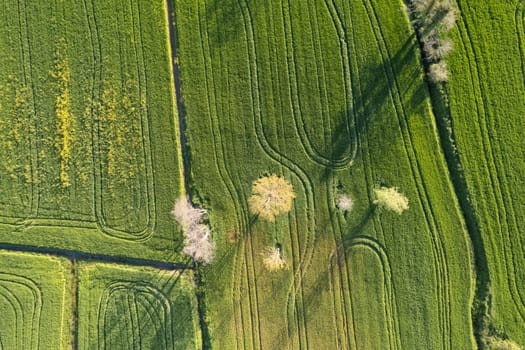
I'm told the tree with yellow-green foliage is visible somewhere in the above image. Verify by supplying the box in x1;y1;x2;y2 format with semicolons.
260;246;287;271
248;174;296;222
373;186;409;215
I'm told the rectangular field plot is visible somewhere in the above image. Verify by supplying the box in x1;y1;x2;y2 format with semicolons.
447;1;525;346
0;250;72;349
175;0;475;348
0;0;183;261
77;262;200;350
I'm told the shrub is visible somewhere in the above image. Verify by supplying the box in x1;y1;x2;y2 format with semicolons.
261;246;287;271
373;186;409;214
429;61;449;82
488;338;523;350
336;194;354;212
248;174;296;221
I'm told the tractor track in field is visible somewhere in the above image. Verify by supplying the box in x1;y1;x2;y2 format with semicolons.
97;281;174;349
194;0;259;347
0;273;43;349
240;0;321;347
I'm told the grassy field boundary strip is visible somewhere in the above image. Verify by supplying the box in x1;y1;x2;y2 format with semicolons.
163;0;187;196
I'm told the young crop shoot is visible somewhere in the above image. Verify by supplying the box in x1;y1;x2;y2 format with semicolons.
171;196;215;264
261;246;287;272
336;194;354;213
248;174;296;222
373;186;409;214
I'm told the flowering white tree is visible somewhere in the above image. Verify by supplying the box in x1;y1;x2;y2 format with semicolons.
171;196;215;264
336;194;354;212
183;224;215;264
171;196;206;230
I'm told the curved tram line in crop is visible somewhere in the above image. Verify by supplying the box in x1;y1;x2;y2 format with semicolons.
0;0;40;225
362;0;455;348
329;236;401;350
195;0;264;347
89;0;157;242
448;0;525;324
233;0;413;348
239;0;320;347
282;0;358;169
0;274;42;349
97;281;175;350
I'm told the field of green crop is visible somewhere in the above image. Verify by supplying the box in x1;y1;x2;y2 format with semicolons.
77;262;200;349
175;0;475;348
0;250;72;349
447;0;525;345
0;0;184;261
0;0;524;348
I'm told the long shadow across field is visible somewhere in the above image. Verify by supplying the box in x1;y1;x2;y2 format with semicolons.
321;34;427;181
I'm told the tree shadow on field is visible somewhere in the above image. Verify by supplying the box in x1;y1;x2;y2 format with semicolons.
204;0;263;48
320;34;430;181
